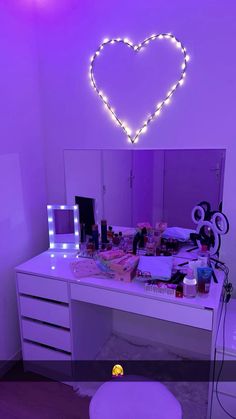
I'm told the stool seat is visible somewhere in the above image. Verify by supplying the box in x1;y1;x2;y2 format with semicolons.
89;381;182;419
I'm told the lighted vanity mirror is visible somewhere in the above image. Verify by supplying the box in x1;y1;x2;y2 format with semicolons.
64;149;226;232
47;205;80;250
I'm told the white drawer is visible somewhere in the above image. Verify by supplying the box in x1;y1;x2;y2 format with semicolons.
22;318;71;353
19;295;70;328
17;273;68;303
23;341;72;379
70;283;213;330
214;351;236;398
23;341;71;361
211;391;236;419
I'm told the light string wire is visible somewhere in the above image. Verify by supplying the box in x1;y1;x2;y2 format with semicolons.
89;33;189;144
212;262;236;419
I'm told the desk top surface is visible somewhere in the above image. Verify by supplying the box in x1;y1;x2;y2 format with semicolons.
16;249;225;311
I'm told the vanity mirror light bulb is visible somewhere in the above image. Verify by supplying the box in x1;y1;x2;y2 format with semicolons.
47;205;52;209
75;244;80;249
74;218;78;223
50;254;55;258
75;232;79;236
60;205;65;209
49;230;54;235
48;217;53;222
51;266;56;270
50;243;55;249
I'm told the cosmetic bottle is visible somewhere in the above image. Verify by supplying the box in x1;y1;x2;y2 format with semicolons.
92;224;99;250
101;219;108;244
183;267;197;298
107;226;113;241
197;244;210;267
197;267;212;294
112;234;120;246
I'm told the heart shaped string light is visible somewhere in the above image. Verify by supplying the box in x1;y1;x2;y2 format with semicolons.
89;33;189;144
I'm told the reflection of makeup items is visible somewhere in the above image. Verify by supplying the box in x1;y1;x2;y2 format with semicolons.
80;223;86;243
107;226;113;240
132;228;147;255
92;224;99;250
101;219;108;243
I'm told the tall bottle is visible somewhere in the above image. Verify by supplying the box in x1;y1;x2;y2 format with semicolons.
101;219;108;244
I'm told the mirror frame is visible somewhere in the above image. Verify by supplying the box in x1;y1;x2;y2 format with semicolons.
47;204;80;250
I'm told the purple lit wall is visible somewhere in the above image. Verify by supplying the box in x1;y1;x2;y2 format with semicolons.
34;0;236;288
0;3;48;363
1;0;236;366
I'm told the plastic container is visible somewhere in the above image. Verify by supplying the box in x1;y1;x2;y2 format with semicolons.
197;267;212;294
197;244;210;267
183;267;197;298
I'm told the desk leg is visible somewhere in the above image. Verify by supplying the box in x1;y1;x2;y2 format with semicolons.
207;298;224;419
70;300;112;361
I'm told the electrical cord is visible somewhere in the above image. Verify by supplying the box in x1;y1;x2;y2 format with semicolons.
213;263;236;418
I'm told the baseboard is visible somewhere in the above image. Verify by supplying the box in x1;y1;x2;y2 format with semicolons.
0;350;22;379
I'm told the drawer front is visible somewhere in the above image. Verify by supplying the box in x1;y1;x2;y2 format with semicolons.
17;273;68;303
20;296;70;328
214;351;236;397
70;283;213;330
22;319;71;353
23;341;71;361
211;391;236;419
23;341;72;379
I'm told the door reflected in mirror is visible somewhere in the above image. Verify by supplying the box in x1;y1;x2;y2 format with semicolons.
64;149;225;230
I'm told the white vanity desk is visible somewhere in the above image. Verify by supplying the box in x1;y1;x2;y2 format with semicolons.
16;250;224;418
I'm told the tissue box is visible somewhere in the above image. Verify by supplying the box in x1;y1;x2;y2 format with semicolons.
108;254;139;283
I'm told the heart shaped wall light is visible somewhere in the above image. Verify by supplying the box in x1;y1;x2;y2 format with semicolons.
89;34;189;144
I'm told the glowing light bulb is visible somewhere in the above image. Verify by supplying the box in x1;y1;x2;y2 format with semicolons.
63;254;67;258
179;79;184;85
165;98;171;104
75;232;79;236
47;205;52;209
186;55;190;62
158;34;163;39
48;217;53;222
60;205;65;209
50;254;55;258
62;244;68;249
103;38;109;43
49;230;54;235
51;266;56;270
142;126;147;133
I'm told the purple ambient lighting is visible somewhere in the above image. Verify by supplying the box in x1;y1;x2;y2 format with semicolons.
89;34;189;144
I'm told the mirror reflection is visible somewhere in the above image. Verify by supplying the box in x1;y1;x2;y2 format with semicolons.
64;149;225;233
53;209;75;243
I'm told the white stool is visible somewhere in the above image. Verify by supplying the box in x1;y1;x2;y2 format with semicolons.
89;381;182;419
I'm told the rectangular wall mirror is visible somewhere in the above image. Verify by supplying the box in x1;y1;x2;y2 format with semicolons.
64;149;225;231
